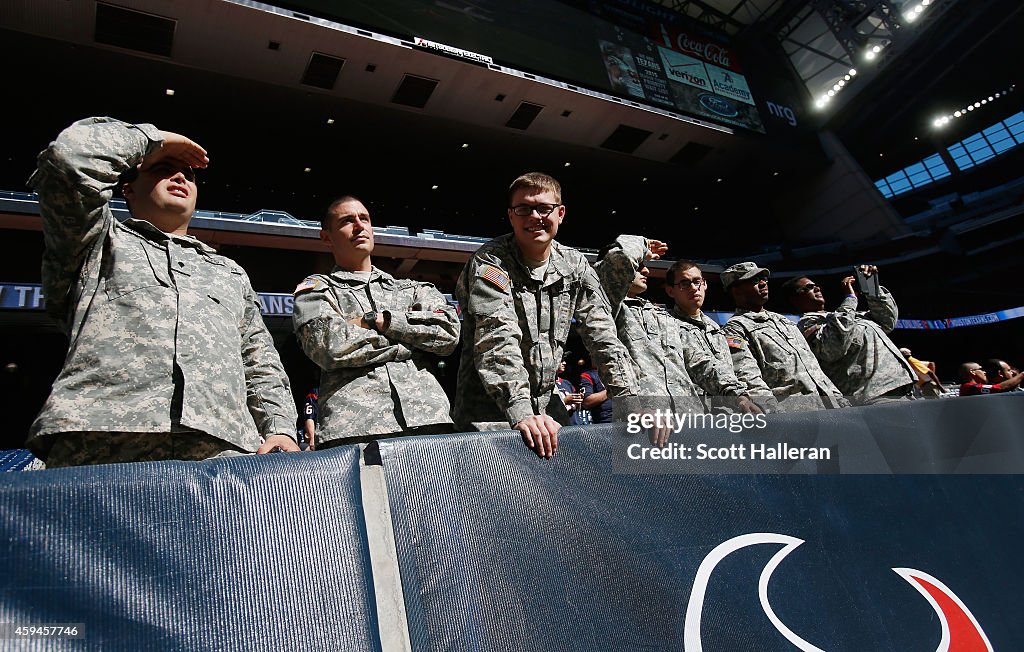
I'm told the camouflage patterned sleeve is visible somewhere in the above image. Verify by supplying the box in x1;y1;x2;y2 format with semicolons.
722;322;768;394
239;275;299;440
594;234;647;316
29;117;163;321
864;286;898;333
799;296;859;363
383;283;460;356
293;283;414;369
460;254;535;425
574;263;640;398
676;325;745;397
730;343;777;408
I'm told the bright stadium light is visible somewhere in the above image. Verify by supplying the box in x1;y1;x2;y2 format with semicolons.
849;68;857;76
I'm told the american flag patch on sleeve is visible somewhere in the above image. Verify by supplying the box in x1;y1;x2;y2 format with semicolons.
294;276;321;294
480;264;511;291
726;335;745;350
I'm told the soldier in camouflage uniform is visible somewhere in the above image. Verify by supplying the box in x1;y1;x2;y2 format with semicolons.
292;196;458;447
593;235;763;417
453;173;639;458
664;260;777;412
721;262;847;411
29;117;299;466
783;267;915;405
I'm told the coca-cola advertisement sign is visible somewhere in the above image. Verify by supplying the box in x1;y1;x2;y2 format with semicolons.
655;23;742;73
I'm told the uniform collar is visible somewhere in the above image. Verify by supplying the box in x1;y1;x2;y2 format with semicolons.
123;217;218;255
670;305;707;326
329;264;392;284
734;307;772;321
509;237;573;287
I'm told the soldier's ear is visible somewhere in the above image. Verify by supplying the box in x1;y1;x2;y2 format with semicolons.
319;229;331;246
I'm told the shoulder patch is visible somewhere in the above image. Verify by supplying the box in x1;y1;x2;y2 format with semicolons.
480;264;511;291
294;276;322;295
726;335;745;350
802;324;821;339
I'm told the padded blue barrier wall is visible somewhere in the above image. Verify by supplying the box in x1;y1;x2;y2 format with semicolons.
2;396;1023;651
379;396;1024;652
0;447;380;651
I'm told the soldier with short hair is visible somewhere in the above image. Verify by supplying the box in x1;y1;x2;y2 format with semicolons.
293;196;459;447
721;262;846;411
453;172;639;458
664;259;777;412
783;267;916;405
29;117;299;466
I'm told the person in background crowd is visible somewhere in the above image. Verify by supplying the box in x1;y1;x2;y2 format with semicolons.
899;347;946;398
453;172;639;459
298;387;318;451
554;356;584;420
664;259;777;413
579;360;614;425
959;360;1024;396
783;266;916;405
1008;364;1024;392
722;262;847;411
594;235;762;416
293;195;459;448
28;117;298;466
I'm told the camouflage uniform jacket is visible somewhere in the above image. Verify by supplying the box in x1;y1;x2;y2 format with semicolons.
594;235;747;410
292;267;458;441
724;308;846;410
453;234;638;428
670;306;778;412
28;117;296;454
797;288;916;405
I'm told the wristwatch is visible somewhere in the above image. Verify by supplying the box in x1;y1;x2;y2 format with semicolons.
363;311;379;332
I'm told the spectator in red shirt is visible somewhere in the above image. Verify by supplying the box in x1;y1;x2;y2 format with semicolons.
959;359;1024;396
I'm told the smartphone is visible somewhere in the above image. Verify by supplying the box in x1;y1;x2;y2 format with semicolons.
854;266;880;297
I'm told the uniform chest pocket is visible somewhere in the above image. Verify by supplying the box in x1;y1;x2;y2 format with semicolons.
551;283;579;344
330;286;372;318
101;239;169;300
753;324;796;356
206;268;248;322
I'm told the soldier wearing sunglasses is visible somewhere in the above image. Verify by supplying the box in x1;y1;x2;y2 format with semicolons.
27;117;298;466
782;267;916;405
721;262;846;411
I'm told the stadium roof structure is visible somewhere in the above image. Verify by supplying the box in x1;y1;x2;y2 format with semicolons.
0;0;1021;315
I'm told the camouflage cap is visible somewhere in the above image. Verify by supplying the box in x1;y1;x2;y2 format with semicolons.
720;261;770;290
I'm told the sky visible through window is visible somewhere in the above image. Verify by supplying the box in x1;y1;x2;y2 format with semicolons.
874;111;1024;198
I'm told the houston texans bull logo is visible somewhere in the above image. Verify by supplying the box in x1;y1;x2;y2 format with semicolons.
684;533;993;651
